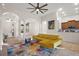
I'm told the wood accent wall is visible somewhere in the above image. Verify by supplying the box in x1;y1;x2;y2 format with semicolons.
61;20;79;30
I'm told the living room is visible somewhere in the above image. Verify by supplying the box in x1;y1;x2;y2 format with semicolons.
0;3;79;56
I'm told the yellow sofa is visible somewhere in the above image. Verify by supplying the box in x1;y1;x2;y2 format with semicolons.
33;34;62;48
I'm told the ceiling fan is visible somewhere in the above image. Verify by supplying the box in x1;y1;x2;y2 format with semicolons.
27;3;48;14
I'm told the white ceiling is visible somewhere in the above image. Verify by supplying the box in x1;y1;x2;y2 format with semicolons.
0;3;79;19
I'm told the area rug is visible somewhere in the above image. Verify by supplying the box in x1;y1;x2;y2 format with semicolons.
0;46;79;56
23;48;79;56
52;48;79;56
0;48;79;56
0;50;1;56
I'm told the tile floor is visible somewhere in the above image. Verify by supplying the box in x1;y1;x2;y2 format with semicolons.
61;41;79;53
0;41;79;56
23;41;79;56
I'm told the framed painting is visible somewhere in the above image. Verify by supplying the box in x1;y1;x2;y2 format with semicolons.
48;20;55;29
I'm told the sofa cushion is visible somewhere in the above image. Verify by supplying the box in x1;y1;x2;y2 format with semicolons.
48;35;59;39
39;41;53;48
38;34;59;39
32;34;62;48
37;34;49;38
40;39;59;44
39;39;61;48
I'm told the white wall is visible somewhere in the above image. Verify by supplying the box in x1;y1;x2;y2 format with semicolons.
0;12;19;50
41;12;79;44
0;16;3;50
61;15;79;22
0;18;1;47
24;18;41;35
1;12;19;37
41;12;60;34
0;12;41;41
19;18;41;39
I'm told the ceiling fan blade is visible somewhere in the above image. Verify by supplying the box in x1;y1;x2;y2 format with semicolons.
41;9;48;10
27;8;34;9
37;3;39;7
42;10;48;12
40;4;48;8
28;3;36;8
39;9;44;14
31;9;36;13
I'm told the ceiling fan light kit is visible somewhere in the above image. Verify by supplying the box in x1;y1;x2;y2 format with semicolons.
27;3;48;14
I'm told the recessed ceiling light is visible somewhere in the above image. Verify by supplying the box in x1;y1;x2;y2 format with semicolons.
74;3;78;5
75;8;78;10
58;8;63;11
62;11;65;14
2;12;8;15
1;3;5;6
